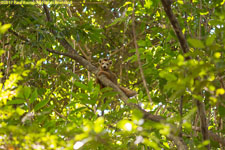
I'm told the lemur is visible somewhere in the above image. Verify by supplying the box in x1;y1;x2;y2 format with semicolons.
96;58;137;98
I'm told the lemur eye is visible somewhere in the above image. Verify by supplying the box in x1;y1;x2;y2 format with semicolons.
106;63;109;65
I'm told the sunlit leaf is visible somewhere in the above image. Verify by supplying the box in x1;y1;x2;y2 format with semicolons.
0;49;5;56
144;0;152;8
117;120;134;132
216;88;225;96
0;24;11;34
94;117;104;133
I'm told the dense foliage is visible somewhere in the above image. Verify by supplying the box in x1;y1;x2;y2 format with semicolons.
0;0;225;149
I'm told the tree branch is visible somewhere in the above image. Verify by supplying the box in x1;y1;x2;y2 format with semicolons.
167;134;187;150
161;0;190;57
43;4;78;55
196;100;210;149
46;48;97;74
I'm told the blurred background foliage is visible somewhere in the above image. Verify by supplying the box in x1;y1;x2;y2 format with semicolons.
0;0;225;149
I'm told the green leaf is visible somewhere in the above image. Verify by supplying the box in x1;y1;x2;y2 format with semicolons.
36;58;46;68
34;99;50;111
218;105;225;117
123;1;132;7
206;35;215;46
42;105;54;112
177;0;184;4
137;40;146;47
7;99;26;105
30;88;38;103
159;71;177;81
74;82;88;90
17;86;31;100
128;98;137;103
70;107;86;113
23;86;31;99
132;109;143;123
107;17;126;27
187;38;205;48
102;91;118;99
87;80;94;92
79;93;89;100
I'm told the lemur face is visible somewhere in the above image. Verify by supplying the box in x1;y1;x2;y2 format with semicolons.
99;58;112;70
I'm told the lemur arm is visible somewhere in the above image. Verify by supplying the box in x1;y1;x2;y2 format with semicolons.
110;72;118;85
98;71;118;85
98;71;111;79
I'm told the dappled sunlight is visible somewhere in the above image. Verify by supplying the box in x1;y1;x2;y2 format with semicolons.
0;1;225;149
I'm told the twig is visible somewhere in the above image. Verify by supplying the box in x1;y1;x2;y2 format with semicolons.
111;38;134;56
111;31;149;56
132;0;152;104
179;96;183;137
77;43;89;60
53;108;67;120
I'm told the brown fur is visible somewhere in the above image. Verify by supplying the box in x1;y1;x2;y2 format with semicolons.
96;58;136;98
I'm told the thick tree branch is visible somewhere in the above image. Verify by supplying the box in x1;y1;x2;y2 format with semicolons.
161;0;190;56
46;48;97;74
43;4;163;123
196;100;210;149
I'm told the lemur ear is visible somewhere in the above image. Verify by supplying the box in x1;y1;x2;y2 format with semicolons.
99;59;102;63
109;60;112;64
